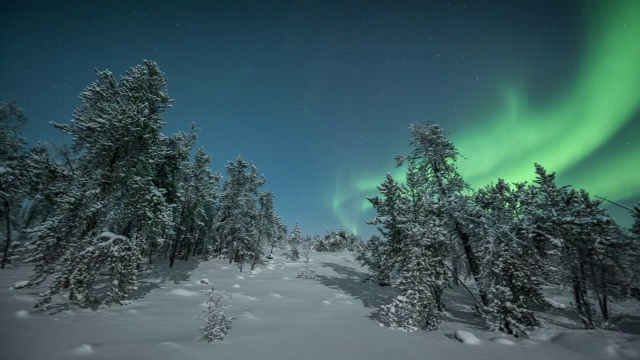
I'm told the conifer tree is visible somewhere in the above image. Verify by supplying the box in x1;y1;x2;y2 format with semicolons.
0;101;30;268
29;61;174;308
474;179;543;336
286;222;302;261
527;164;624;328
395;123;488;306
218;156;265;270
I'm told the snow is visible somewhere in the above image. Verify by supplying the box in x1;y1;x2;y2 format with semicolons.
0;253;639;360
71;344;95;355
454;330;481;345
10;280;30;289
545;297;569;310
170;288;199;297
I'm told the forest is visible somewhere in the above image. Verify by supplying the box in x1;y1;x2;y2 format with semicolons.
1;61;639;341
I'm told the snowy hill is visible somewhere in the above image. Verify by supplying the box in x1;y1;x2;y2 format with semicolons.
1;252;639;360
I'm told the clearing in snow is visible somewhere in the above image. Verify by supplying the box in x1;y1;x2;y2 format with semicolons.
1;252;639;360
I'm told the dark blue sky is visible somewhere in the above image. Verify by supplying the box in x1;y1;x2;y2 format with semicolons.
2;0;638;237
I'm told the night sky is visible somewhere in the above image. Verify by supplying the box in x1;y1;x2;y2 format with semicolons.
2;0;639;237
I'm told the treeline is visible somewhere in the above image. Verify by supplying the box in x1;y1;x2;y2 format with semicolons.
360;123;640;335
0;61;288;309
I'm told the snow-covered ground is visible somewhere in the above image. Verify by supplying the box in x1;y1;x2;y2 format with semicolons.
1;252;639;360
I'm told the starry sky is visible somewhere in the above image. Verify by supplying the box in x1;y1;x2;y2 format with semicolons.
1;0;639;237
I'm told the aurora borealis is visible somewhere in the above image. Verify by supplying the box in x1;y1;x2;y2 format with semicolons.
331;0;640;235
1;1;639;237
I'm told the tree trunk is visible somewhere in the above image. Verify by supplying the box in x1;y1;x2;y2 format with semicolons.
251;229;263;271
453;219;489;306
169;226;182;268
1;200;12;269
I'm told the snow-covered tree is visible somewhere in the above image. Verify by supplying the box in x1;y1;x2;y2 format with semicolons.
381;216;449;331
369;163;450;331
395;123;487;306
314;230;361;252
28;61;174;308
198;290;232;343
267;220;287;256
286;222;302;261
526;164;626;329
631;205;640;239
0;101;30;268
251;191;277;270
218;156;265;270
357;235;392;286
473;179;544;336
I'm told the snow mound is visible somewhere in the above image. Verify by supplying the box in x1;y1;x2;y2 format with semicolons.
545;298;568;310
322;300;332;305
233;284;241;288
11;280;30;289
269;293;282;298
234;294;259;301
454;330;481;345
219;266;230;270
240;311;258;320
250;269;261;274
236;275;245;280
160;341;182;349
282;277;290;280
170;289;199;297
71;344;95;355
551;331;640;360
15;310;29;318
199;278;210;285
491;337;516;345
267;265;275;270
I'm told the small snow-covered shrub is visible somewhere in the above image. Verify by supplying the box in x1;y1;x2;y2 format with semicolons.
296;267;316;279
198;290;232;343
381;289;441;332
484;285;539;338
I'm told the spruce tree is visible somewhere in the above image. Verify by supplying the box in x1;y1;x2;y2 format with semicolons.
286;223;302;261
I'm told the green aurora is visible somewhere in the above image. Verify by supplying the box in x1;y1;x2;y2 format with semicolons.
332;0;640;235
